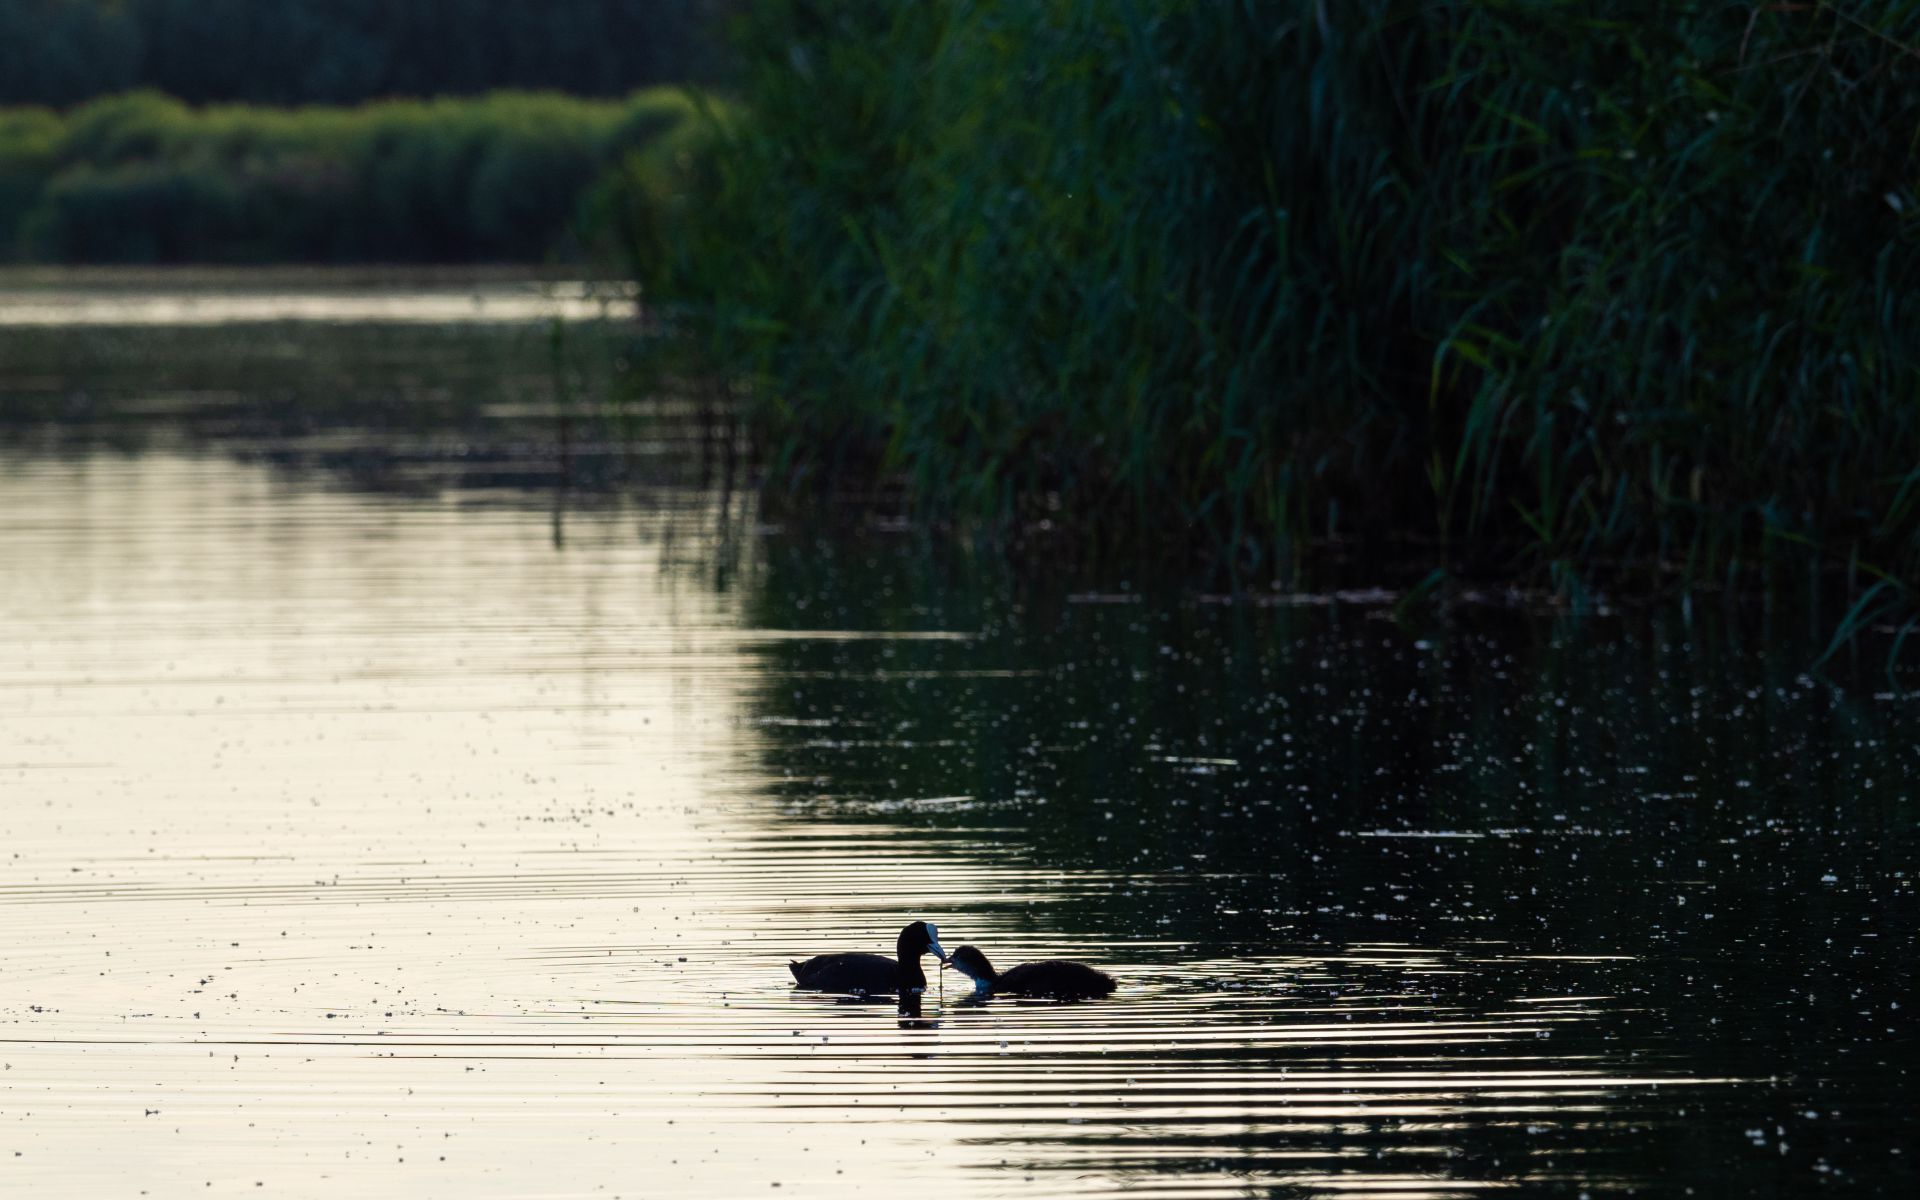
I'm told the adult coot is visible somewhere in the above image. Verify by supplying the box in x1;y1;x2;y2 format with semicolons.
943;944;1115;1000
788;920;947;996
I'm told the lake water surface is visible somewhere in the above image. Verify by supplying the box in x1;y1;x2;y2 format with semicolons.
1;276;1913;1197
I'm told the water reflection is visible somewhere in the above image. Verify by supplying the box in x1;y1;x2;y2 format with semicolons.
2;352;1915;1195
0;273;636;326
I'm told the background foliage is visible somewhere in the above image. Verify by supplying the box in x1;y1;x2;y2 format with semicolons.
0;89;701;262
0;0;734;106
641;0;1920;613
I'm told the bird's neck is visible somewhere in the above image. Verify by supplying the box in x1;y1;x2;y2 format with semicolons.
895;954;927;991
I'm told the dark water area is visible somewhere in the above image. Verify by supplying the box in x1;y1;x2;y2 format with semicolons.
1;276;1913;1197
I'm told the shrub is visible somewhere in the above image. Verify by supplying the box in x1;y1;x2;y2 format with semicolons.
0;88;702;263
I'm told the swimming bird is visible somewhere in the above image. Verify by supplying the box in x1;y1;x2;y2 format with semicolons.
942;944;1115;1000
788;920;947;996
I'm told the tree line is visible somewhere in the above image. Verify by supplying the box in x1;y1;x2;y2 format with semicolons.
0;0;734;107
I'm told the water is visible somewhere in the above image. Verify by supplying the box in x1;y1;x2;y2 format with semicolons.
1;276;1914;1197
0;271;636;327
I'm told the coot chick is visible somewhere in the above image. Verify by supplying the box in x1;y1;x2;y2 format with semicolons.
943;944;1115;1000
789;920;947;996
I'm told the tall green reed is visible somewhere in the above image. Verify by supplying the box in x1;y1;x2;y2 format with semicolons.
638;0;1920;611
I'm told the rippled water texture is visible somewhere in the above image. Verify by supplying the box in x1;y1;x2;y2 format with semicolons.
1;280;1915;1197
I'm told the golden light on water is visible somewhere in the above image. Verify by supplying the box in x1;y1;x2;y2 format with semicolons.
0;448;1741;1197
6;280;1905;1194
0;276;637;327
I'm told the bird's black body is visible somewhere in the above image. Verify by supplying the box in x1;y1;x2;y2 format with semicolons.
786;952;903;994
789;920;946;995
944;944;1116;1000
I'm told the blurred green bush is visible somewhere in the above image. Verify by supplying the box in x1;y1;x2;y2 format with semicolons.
0;89;702;262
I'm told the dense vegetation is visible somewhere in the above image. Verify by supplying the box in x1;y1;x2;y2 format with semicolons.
0;89;700;262
0;0;733;106
640;1;1920;621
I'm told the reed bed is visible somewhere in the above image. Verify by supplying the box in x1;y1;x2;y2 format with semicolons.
637;0;1920;621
